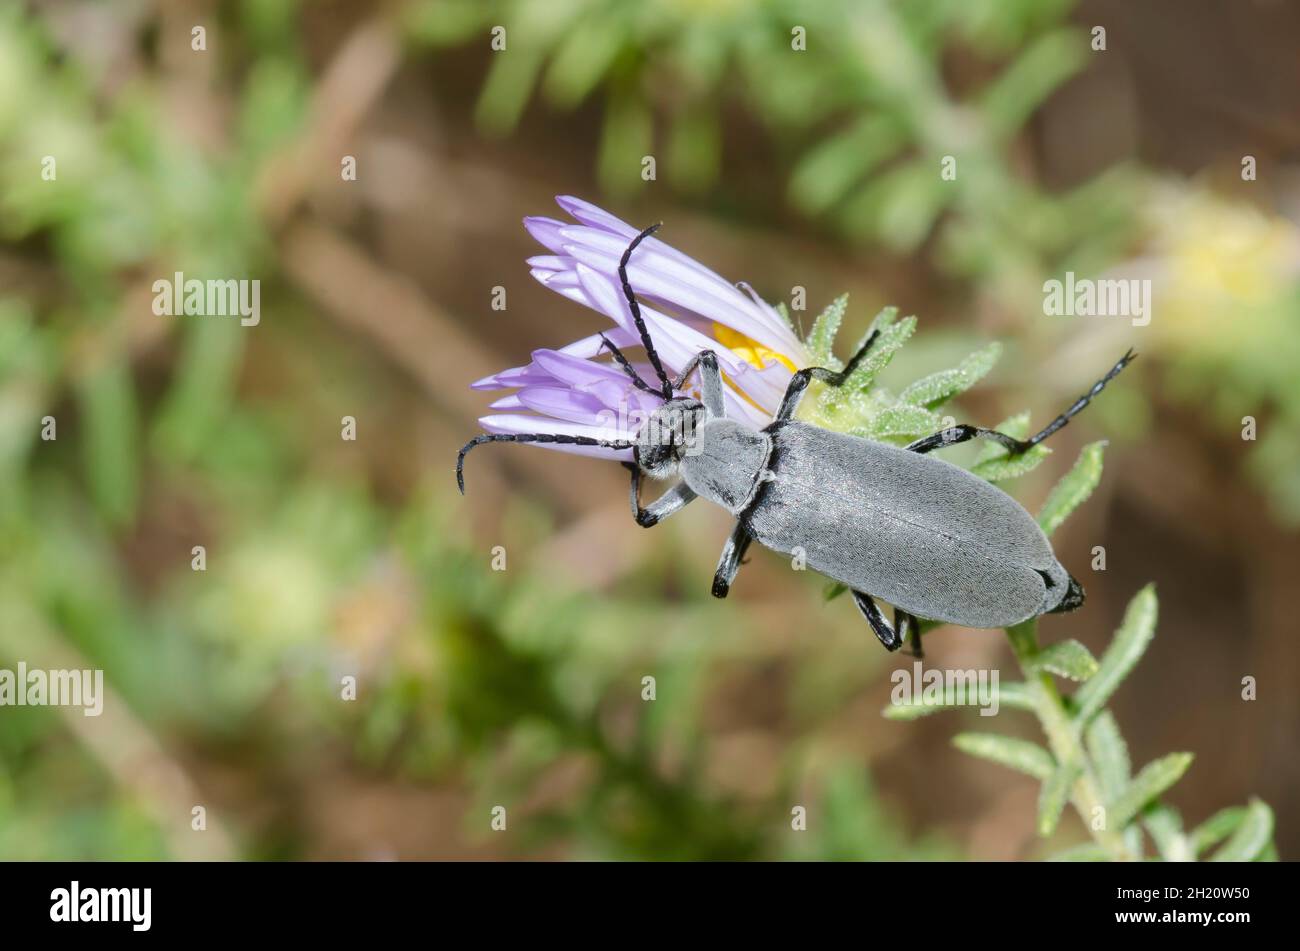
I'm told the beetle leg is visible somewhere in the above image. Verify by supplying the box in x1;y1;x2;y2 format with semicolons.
851;590;904;651
711;521;754;598
897;609;924;658
773;329;882;421
905;349;1138;456
672;350;726;419
623;462;697;527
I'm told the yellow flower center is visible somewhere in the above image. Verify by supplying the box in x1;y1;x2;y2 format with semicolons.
712;322;798;373
710;322;798;412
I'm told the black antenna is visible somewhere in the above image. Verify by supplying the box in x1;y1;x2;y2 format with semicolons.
458;432;637;494
618;223;674;401
597;333;660;396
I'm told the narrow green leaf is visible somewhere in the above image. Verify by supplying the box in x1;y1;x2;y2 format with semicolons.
1038;760;1081;836
542;17;627;108
1189;806;1245;856
1084;710;1130;801
1209;799;1274;862
1074;584;1158;725
804;294;847;366
1142;804;1192;862
78;358;139;525
1031;639;1098;681
899;342;1002;410
1038;441;1107;537
971;447;1050;482
402;0;493;46
597;90;653;195
153;321;245;464
1111;752;1194;829
953;733;1054;781
841;309;915;393
853;161;952;253
995;682;1036;713
1048;843;1111;862
970;412;1050;482
883;678;1029;720
978;29;1086;142
666;104;720;192
976;411;1031;458
789;114;906;214
864;402;942;439
474;46;545;136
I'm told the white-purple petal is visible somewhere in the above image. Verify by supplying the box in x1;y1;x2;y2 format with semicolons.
522;216;568;254
516;385;612;425
556;227;806;360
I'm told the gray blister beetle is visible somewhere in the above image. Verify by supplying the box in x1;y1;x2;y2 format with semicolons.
459;224;1136;652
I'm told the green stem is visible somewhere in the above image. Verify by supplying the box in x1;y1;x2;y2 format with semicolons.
1006;620;1137;861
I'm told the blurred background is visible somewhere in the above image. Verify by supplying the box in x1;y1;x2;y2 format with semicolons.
0;0;1296;860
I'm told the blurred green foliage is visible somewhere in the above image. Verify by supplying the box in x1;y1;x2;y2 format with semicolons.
407;0;1139;288
0;0;1293;861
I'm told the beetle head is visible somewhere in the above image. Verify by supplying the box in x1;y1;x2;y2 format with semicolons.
635;398;705;478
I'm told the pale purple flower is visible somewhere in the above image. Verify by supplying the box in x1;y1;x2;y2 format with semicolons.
472;196;810;459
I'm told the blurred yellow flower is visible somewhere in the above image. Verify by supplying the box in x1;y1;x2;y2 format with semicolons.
1146;183;1300;352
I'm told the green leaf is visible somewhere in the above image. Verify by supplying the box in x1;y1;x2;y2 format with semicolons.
542;16;626;108
953;733;1054;781
78;358;139;525
597;89;653;196
474;46;545;136
841;308;915;393
789;114;906;215
1074;584;1158;725
804;294;847;366
1048;843;1111;861
152;321;245;464
970;411;1051;482
976;411;1031;459
874;161;954;253
883;679;1031;720
1038;441;1106;537
899;342;1002;410
995;682;1036;713
1038;760;1081;836
1189;806;1246;856
1143;804;1192;861
666;104;720;192
978;29;1086;142
1084;711;1130;801
971;447;1051;482
1110;752;1194;829
403;0;492;46
1031;639;1098;681
864;402;942;439
1209;799;1274;862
